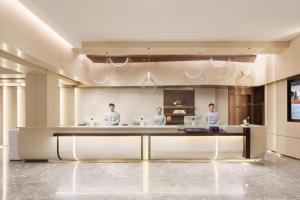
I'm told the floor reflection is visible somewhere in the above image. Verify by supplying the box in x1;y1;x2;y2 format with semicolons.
0;148;300;199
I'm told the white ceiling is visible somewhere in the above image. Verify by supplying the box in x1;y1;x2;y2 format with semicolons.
20;0;300;47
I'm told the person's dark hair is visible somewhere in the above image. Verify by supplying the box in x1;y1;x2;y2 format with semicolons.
109;103;115;107
208;103;215;107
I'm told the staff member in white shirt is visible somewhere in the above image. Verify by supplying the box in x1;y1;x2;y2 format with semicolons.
103;103;120;126
204;103;220;126
152;106;166;126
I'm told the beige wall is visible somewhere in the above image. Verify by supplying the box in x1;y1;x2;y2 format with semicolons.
266;35;300;83
77;87;229;125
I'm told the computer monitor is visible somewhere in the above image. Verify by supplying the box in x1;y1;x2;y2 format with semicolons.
184;116;202;126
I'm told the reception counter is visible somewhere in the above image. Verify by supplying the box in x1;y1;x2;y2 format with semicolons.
18;125;267;161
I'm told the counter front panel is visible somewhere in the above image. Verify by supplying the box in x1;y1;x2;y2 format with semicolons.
18;125;266;161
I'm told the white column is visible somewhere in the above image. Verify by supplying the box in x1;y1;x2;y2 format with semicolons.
59;87;75;126
17;86;25;127
26;72;60;127
1;86;17;145
0;87;3;145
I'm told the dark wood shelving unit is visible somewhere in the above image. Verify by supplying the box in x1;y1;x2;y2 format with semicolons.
163;88;195;125
164;106;195;109
164;113;195;116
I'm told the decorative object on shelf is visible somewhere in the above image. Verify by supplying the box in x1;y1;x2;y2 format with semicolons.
242;116;250;126
108;57;129;67
173;99;185;106
173;110;186;114
166;116;172;121
164;88;195;125
235;66;256;86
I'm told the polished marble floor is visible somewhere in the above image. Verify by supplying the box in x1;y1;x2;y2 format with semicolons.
0;148;300;200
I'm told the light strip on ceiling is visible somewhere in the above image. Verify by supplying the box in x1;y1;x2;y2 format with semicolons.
6;0;73;48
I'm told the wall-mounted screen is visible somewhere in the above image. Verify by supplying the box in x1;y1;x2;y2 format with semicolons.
288;77;300;122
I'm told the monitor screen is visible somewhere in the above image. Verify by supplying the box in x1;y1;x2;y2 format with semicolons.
288;78;300;121
184;116;202;125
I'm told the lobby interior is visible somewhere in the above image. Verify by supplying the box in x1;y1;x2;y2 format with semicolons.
1;0;300;199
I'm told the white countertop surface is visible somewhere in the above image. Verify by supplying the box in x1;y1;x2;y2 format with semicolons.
18;125;262;130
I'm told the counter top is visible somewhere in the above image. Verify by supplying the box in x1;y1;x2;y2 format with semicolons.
19;125;258;130
19;125;256;134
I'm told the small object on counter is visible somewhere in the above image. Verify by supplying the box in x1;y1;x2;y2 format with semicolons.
90;117;95;126
166;116;172;121
78;123;87;126
184;128;208;133
140;117;145;126
134;116;148;126
122;123;128;126
209;126;219;133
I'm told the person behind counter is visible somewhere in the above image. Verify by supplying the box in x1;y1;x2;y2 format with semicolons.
152;106;166;126
204;103;220;126
103;103;120;126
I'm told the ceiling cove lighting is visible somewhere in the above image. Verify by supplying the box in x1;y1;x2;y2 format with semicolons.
9;0;73;48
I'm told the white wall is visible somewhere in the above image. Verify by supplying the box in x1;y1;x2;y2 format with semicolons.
77;87;229;125
78;87;164;125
